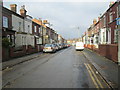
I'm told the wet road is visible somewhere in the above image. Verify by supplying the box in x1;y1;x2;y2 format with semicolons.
3;46;110;88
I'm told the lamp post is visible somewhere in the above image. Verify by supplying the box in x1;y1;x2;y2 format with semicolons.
77;27;80;41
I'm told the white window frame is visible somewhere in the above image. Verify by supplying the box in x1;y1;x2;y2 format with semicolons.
28;25;30;33
114;30;118;43
117;6;119;18
109;12;113;23
3;16;8;28
19;22;21;32
34;26;37;32
103;16;106;27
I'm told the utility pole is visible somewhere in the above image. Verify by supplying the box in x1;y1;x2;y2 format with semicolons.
77;27;80;41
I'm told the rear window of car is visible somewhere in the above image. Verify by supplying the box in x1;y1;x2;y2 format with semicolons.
45;44;52;47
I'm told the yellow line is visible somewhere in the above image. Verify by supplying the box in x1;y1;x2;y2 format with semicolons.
84;63;99;88
87;64;104;88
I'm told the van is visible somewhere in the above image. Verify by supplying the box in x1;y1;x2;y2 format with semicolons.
75;42;84;51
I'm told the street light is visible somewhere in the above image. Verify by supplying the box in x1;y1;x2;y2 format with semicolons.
77;26;80;41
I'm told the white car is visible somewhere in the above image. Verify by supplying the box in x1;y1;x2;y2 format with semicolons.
75;42;84;51
43;44;56;53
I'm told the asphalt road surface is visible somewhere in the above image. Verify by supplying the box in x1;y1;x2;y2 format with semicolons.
3;46;111;88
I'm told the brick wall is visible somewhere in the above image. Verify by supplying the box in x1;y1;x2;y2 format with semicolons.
99;44;118;62
10;45;26;58
2;45;43;62
85;44;118;63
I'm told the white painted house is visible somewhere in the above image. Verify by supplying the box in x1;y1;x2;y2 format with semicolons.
24;15;34;47
11;13;25;47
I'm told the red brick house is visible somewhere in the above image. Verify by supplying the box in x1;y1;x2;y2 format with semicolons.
2;6;16;61
32;21;43;52
106;2;119;44
2;7;15;46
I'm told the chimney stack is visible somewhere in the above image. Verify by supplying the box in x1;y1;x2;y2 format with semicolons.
10;4;17;13
98;17;100;21
109;2;115;7
93;19;97;25
43;20;48;24
20;5;27;17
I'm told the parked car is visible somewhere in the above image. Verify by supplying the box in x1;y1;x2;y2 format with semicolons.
59;44;63;49
53;43;59;51
75;42;84;51
43;44;56;53
67;44;71;47
56;43;61;50
61;43;66;48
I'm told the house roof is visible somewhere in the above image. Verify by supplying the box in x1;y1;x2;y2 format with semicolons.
3;6;24;19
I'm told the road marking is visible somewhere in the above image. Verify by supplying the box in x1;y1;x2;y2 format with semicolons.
87;64;104;88
84;63;99;88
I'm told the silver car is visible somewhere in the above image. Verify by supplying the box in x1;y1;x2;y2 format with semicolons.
43;44;56;53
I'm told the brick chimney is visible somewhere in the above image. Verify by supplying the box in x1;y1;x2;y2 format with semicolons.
20;5;27;17
10;4;17;12
93;19;97;25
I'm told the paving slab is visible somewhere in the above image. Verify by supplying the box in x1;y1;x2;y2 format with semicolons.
2;52;43;70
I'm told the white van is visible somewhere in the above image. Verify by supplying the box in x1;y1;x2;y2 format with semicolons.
75;42;84;50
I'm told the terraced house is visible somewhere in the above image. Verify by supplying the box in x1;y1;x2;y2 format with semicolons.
2;4;64;61
83;1;120;63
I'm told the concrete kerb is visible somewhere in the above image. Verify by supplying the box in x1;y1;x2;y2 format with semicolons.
2;52;43;70
82;50;116;88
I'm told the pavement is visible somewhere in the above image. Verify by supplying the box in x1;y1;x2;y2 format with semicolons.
2;52;43;70
83;48;119;88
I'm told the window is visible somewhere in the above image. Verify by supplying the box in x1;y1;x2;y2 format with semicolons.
3;16;8;28
109;12;113;23
18;22;21;32
11;35;15;46
103;16;106;27
34;26;37;32
39;27;42;35
22;36;24;45
114;30;118;43
103;32;105;42
117;6;119;18
28;25;30;33
37;38;39;44
107;28;111;44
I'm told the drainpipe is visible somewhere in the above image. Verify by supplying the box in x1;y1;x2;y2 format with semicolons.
118;1;120;65
118;29;120;65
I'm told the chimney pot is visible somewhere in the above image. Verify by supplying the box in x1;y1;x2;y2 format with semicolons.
93;19;97;25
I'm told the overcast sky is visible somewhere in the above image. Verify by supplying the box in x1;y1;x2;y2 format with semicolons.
3;0;116;39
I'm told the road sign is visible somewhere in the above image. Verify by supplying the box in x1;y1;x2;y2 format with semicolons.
116;18;120;25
